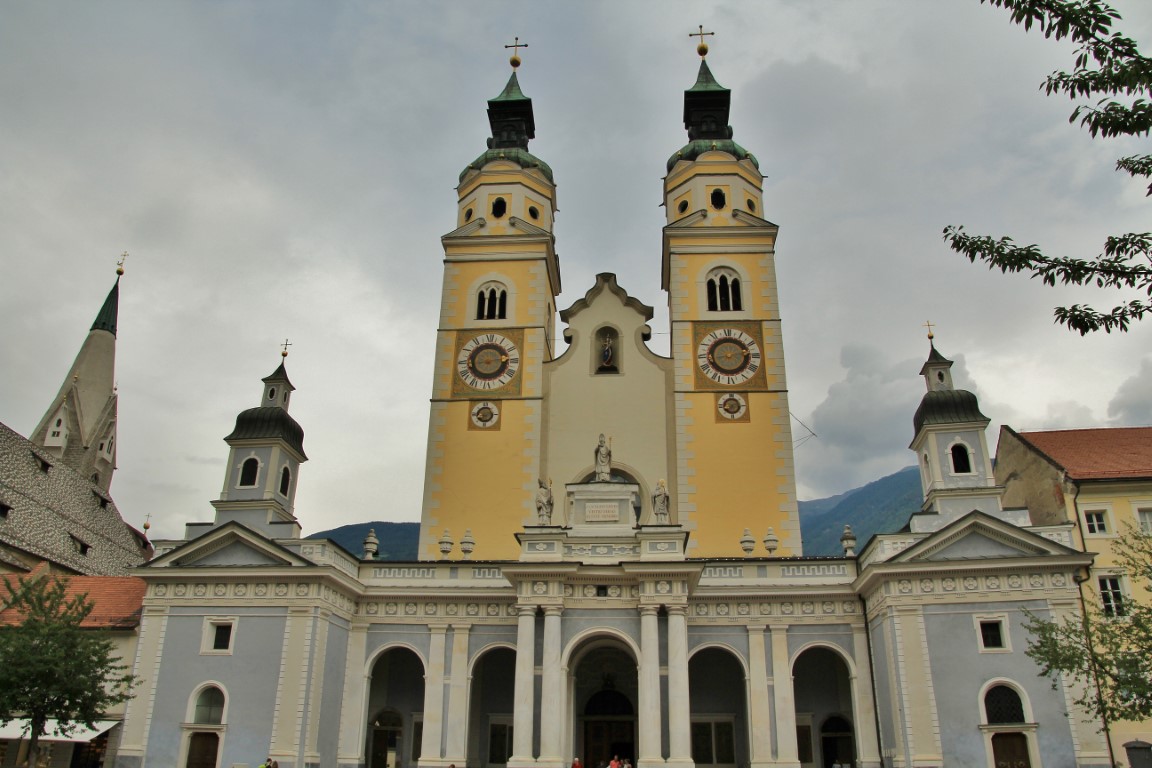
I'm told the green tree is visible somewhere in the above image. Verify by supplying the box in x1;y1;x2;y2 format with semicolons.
943;0;1152;334
1024;527;1152;725
0;574;135;768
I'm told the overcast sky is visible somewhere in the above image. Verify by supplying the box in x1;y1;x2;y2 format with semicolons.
2;1;1150;541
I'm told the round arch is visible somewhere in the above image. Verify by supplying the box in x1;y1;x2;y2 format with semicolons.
184;680;230;724
467;641;518;677
977;678;1035;724
687;642;750;677
789;640;858;677
562;627;642;669
363;641;427;677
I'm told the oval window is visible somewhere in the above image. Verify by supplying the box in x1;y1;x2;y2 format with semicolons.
746;199;756;212
492;198;507;218
528;205;540;220
267;388;276;401
677;200;689;214
710;189;726;209
464;208;473;222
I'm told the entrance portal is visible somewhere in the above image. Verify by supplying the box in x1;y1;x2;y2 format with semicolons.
365;647;425;768
573;643;638;767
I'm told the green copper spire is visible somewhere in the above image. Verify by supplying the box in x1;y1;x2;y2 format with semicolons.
688;58;728;94
460;67;553;183
667;57;758;171
492;71;528;103
90;277;120;337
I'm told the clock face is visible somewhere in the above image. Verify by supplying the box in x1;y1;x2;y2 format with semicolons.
717;393;748;420
457;333;520;390
470;400;501;429
697;328;761;385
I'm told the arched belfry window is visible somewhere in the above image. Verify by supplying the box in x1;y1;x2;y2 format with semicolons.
279;466;291;496
706;267;743;312
950;442;973;474
239;458;259;487
476;282;508;321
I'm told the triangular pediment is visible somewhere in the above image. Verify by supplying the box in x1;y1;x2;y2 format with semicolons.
441;216;552;240
890;511;1078;563
662;208;778;230
146;522;309;568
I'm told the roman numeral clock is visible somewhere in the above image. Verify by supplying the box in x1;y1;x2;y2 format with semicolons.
692;322;767;423
451;330;525;430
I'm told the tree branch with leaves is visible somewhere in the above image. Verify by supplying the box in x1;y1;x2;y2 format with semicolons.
944;0;1152;334
0;574;136;768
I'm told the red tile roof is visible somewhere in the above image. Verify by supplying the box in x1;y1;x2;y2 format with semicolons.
0;570;146;629
1018;427;1152;481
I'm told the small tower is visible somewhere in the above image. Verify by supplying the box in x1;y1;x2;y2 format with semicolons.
908;333;1002;531
31;264;123;492
210;354;307;539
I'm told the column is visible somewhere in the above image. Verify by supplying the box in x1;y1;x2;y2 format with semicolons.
666;606;692;768
337;621;370;767
745;625;773;768
851;626;882;768
637;606;664;768
420;625;448;766
538;607;564;768
444;624;472;765
769;624;798;768
510;606;537;767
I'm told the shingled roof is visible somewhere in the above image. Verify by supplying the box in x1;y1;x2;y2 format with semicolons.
1;566;146;629
1016;427;1152;481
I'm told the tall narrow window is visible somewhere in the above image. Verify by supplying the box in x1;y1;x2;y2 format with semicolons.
950;443;972;474
1100;576;1126;617
705;268;743;312
279;467;291;496
239;458;259;487
194;686;225;724
476;282;508;320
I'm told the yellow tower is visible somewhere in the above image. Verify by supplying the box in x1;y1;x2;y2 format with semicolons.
662;40;801;556
418;51;560;560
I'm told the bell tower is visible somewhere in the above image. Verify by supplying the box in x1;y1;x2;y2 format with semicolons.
419;46;560;560
662;36;801;556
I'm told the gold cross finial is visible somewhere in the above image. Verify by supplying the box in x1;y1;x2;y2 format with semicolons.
690;25;714;57
505;37;528;69
142;513;152;532
924;320;935;341
117;251;127;275
281;338;292;358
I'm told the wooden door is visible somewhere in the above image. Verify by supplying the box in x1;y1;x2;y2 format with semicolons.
186;732;219;768
991;732;1031;768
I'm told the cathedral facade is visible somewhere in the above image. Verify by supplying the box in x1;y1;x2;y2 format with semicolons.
107;52;1115;768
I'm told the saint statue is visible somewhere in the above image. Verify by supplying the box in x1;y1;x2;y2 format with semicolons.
600;331;614;369
535;478;553;525
652;479;670;523
594;434;612;482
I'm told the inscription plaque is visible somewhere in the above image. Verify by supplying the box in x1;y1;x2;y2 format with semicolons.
585;502;621;522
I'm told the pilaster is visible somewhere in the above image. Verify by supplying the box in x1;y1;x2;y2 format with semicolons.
666;606;693;768
769;624;798;768
337;620;370;768
638;605;664;768
419;625;449;767
538;607;564;768
509;606;538;768
444;624;472;764
745;625;773;768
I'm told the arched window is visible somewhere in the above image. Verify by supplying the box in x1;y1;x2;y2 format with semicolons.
279;466;291;496
194;686;225;725
984;685;1025;725
476;282;508;320
706;268;743;312
950;443;972;474
239;458;259;487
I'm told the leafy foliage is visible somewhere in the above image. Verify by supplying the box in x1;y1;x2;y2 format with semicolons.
0;574;135;768
1024;526;1152;724
944;0;1152;334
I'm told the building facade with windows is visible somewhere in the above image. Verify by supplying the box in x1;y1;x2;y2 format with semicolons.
34;52;1124;768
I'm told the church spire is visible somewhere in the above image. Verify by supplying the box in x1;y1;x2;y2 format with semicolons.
31;264;123;491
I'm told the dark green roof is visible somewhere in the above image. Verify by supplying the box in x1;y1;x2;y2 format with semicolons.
225;406;307;458
492;72;527;102
460;147;554;183
667;139;758;172
913;389;988;434
688;59;728;94
262;362;295;391
91;278;119;337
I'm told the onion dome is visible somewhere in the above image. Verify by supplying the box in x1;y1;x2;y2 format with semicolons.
225;406;307;459
461;71;554;183
666;59;758;172
913;389;988;434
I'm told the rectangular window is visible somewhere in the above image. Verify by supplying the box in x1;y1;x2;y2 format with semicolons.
70;535;90;556
1138;508;1152;535
412;720;423;762
1100;576;1126;617
488;721;513;765
212;623;233;651
201;617;237;654
1084;510;1108;534
796;724;813;764
980;620;1004;649
690;720;736;765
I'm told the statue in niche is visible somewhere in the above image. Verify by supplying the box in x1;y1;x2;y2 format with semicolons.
652;479;670;523
536;478;553;525
594;434;612;482
597;329;618;373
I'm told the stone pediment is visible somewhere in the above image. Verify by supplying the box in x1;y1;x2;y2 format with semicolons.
661;207;777;230
889;511;1077;563
441;216;552;240
145;522;310;568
